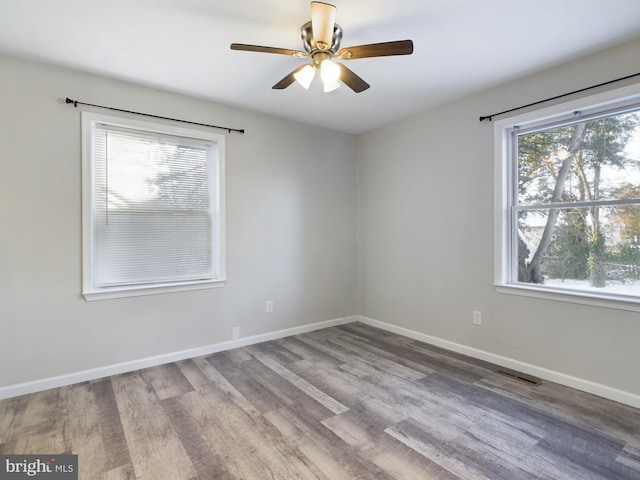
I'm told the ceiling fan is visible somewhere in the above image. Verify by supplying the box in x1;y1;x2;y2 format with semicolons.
230;1;414;93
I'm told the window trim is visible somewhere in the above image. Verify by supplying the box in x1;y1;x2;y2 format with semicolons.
81;112;226;301
494;82;640;312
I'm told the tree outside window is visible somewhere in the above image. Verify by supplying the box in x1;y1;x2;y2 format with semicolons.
515;110;640;297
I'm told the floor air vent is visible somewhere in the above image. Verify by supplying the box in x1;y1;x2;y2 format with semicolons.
495;368;542;386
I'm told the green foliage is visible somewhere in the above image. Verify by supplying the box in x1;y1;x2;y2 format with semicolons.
614;244;640;264
545;210;589;280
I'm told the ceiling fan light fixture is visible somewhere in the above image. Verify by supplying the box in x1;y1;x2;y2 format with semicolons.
231;2;413;94
293;64;316;89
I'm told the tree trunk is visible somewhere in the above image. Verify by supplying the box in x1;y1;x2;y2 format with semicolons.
588;163;606;287
525;123;586;282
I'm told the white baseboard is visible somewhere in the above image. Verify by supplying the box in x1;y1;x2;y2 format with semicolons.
5;314;638;410
357;316;640;409
0;316;357;400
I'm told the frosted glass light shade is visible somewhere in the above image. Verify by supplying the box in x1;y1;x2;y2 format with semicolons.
321;59;340;82
294;65;316;89
323;79;340;93
321;59;340;92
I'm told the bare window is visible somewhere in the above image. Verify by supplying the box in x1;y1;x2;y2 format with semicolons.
495;85;640;309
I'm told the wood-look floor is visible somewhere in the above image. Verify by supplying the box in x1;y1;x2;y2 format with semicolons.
1;323;639;479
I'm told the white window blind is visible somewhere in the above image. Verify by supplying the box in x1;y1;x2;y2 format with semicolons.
82;113;225;300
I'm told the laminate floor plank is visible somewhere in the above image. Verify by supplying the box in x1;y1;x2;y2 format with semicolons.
1;323;638;479
342;324;499;377
67;379;132;478
246;340;304;364
288;358;364;405
160;398;233;480
160;389;261;480
340;365;485;438
320;406;460;480
253;352;349;415
102;464;136;480
111;372;197;480
7;386;71;454
348;394;406;430
479;373;640;443
616;443;640;470
222;346;253;364
182;391;256;476
420;372;615;462
205;351;288;414
453;418;582;480
182;357;260;418
301;331;429;381
237;357;309;406
275;336;346;367
469;376;630;462
405;341;497;378
386;420;492;480
265;405;395;480
178;360;324;480
391;415;568;480
172;360;270;479
369;435;462;480
140;363;194;400
338;323;414;347
0;396;28;454
336;325;484;382
533;435;637;480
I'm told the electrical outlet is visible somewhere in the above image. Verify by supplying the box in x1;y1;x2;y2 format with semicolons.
266;300;274;313
232;326;240;340
473;310;482;326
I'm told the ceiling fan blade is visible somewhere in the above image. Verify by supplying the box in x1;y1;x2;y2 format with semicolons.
338;63;370;93
310;2;336;48
337;40;414;60
230;43;307;57
272;65;309;90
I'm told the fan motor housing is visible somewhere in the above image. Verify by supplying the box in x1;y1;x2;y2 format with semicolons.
301;21;342;54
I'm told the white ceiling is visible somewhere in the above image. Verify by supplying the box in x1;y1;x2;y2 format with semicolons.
1;0;640;134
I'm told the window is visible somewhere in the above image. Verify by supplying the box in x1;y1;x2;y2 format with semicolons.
494;84;640;310
82;112;225;300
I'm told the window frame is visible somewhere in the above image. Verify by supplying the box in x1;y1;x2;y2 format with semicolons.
494;82;640;312
81;112;226;301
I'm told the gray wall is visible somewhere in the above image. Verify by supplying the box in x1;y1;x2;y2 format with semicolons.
0;55;357;388
357;37;640;396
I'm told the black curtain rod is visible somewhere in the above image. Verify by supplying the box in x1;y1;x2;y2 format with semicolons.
65;97;245;134
479;71;640;122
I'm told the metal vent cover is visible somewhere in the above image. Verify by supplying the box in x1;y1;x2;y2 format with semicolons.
495;368;542;386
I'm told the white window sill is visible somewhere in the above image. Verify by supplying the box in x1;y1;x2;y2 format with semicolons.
495;283;640;313
83;279;226;301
